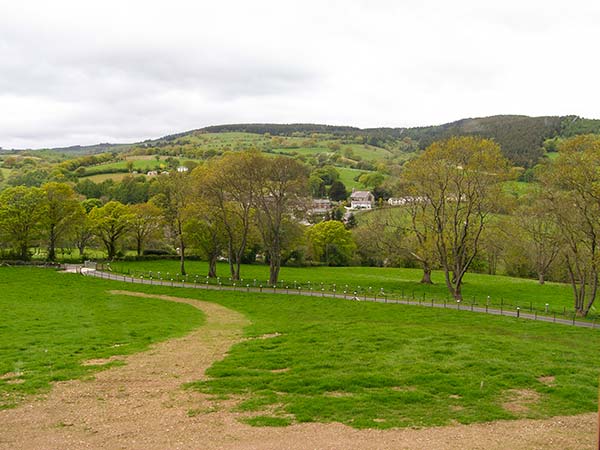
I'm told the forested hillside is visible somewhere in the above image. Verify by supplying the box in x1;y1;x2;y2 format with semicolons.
3;123;600;315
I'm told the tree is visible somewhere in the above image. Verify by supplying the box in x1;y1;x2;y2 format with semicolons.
111;175;149;204
129;202;163;256
307;220;356;266
403;196;438;284
195;151;259;281
41;182;81;261
153;172;192;275
358;172;384;189
515;194;562;284
403;136;510;300
0;186;47;260
312;166;340;185
308;174;326;198
72;204;94;260
89;201;133;260
250;155;309;285
352;210;405;267
328;180;347;202
540;135;600;316
185;199;227;278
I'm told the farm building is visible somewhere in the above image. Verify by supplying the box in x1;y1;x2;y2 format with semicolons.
350;190;374;209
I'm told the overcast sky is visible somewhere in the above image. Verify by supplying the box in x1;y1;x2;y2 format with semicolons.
1;0;600;149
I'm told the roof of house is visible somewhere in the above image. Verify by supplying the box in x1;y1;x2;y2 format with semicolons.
350;190;373;201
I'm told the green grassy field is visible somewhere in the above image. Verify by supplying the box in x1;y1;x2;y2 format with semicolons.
0;267;203;409
83;159;162;175
345;143;392;161
110;260;583;316
82;172;133;182
337;167;372;189
273;147;331;158
1;267;599;429
184;289;600;428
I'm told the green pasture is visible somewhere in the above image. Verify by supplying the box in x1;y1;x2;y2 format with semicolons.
273;147;331;158
82;172;133;183
110;260;583;317
344;143;392;161
2;267;597;429
0;267;203;409
184;288;600;428
83;159;163;175
337;167;373;189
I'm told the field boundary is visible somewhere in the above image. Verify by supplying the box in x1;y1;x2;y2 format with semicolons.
77;267;599;330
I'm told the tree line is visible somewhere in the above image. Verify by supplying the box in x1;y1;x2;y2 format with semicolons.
2;136;600;316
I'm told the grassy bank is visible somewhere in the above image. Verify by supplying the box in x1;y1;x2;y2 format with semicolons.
0;267;204;409
3;267;598;429
109;260;581;316
103;279;600;429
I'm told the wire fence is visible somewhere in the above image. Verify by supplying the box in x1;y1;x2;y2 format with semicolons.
87;264;599;330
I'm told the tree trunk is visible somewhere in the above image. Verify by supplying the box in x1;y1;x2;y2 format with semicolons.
453;283;463;301
269;253;281;286
420;265;433;284
228;243;236;280
136;238;142;257
20;243;29;261
233;261;241;281
47;226;57;261
179;239;186;276
208;254;218;278
78;243;86;261
538;272;545;285
106;241;116;260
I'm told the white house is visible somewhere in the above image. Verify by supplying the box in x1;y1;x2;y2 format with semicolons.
350;190;374;210
387;196;426;206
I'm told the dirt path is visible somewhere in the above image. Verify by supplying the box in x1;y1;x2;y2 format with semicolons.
0;290;596;449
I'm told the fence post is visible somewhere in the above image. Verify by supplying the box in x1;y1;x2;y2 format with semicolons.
516;307;520;318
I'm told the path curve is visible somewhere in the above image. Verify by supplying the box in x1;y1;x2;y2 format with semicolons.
0;290;596;449
0;290;250;449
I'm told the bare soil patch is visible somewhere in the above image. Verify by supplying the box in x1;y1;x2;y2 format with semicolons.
324;391;354;398
254;332;282;340
0;372;21;380
538;375;556;386
503;389;541;415
81;355;125;366
0;290;596;450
